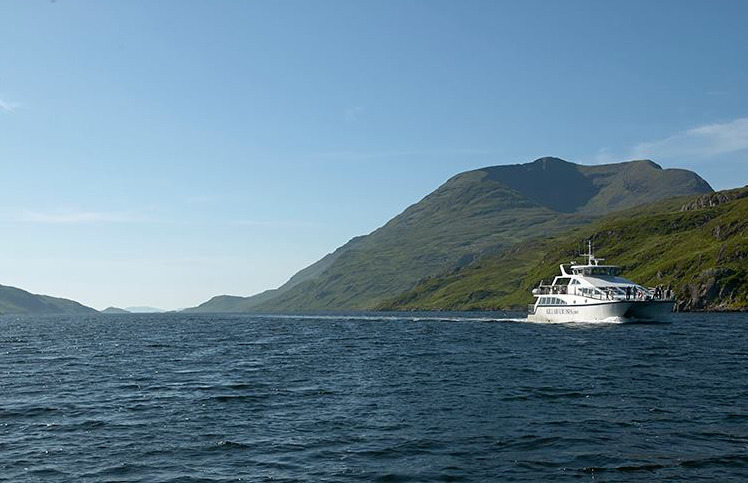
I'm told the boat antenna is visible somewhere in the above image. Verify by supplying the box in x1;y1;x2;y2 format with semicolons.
581;239;605;266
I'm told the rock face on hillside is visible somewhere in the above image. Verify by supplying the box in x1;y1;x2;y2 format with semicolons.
680;186;748;212
0;285;98;315
187;157;712;313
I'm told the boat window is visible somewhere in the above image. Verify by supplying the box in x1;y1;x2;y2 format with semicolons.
540;297;567;305
572;266;623;277
592;267;622;276
555;277;571;286
539;296;568;305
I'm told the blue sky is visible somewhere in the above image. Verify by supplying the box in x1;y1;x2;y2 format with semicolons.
1;0;747;310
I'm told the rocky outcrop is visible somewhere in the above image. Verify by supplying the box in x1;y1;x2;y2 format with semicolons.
678;267;748;312
681;186;748;211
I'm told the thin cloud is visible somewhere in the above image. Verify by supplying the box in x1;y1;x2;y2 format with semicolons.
0;98;20;113
591;147;617;165
21;210;148;224
631;117;748;161
232;219;322;228
311;148;498;161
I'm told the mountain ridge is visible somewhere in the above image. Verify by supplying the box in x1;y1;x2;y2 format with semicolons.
186;157;712;313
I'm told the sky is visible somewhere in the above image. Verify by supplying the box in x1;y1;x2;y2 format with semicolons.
1;0;747;311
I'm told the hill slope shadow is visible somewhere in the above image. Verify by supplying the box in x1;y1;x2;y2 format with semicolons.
482;157;597;213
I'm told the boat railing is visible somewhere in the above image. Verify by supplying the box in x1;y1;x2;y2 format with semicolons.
647;286;676;301
534;284;675;302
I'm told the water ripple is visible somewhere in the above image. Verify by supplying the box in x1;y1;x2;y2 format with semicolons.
1;312;747;481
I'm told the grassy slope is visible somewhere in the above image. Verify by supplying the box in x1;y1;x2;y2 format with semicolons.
577;161;713;215
380;187;748;311
251;170;583;311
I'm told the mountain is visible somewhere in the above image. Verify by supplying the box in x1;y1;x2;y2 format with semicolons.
380;186;748;312
187;157;712;313
102;306;131;314
0;285;98;315
125;306;166;313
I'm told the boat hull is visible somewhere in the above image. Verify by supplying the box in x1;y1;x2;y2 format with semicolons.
527;300;674;323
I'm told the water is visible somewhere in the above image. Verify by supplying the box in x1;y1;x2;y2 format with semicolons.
1;312;747;482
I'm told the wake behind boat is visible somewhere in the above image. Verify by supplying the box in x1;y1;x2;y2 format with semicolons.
527;241;675;323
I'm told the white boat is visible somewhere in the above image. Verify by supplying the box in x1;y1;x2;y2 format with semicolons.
527;241;675;323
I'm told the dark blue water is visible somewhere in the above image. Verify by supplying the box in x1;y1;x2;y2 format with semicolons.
2;312;748;482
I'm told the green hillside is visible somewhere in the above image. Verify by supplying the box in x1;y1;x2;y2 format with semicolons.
187;157;712;313
380;187;748;312
0;285;98;315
